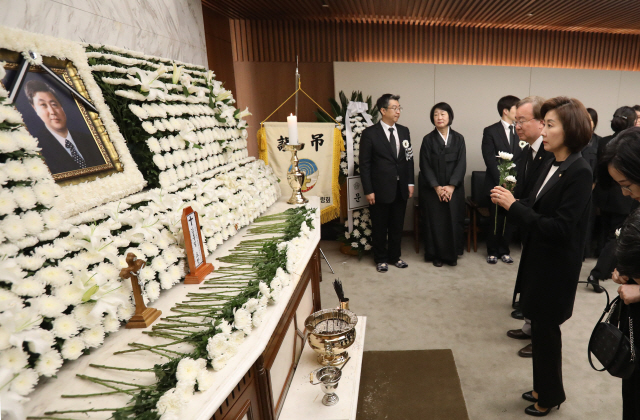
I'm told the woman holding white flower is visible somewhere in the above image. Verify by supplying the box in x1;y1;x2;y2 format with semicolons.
419;102;466;267
491;97;592;416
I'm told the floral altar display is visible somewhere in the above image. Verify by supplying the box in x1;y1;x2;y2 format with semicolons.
0;26;285;419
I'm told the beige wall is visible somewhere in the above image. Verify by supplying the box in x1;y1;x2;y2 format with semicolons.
334;62;640;229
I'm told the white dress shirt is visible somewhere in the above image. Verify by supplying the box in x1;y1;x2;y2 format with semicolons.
379;121;413;186
536;165;559;198
46;126;85;160
501;119;514;146
530;136;543;159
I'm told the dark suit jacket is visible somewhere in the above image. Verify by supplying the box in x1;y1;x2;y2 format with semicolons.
508;153;592;324
359;122;415;203
581;133;600;181
481;121;523;195
36;128;105;175
593;133;634;214
513;143;553;204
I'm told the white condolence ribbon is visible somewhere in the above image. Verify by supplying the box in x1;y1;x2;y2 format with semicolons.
345;101;373;177
346;101;373;233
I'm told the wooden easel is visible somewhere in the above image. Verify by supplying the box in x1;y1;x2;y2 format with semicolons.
120;253;162;328
181;206;214;284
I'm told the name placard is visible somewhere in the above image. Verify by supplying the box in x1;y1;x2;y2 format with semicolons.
181;206;214;284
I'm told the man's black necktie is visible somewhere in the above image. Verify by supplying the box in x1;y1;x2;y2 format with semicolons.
65;139;87;169
509;124;516;152
388;127;398;158
525;145;534;178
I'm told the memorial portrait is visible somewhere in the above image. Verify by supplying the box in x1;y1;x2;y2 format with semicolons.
1;53;119;182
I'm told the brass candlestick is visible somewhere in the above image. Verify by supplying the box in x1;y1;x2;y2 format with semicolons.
284;143;309;205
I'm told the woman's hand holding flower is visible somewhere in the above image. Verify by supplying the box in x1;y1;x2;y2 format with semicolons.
490;186;516;210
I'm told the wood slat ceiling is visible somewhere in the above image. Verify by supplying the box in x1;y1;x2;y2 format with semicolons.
203;0;640;35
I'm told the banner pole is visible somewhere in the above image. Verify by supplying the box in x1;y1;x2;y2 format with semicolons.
294;55;300;117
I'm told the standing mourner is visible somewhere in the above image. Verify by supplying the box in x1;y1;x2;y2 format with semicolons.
491;97;593;416
419;102;466;267
359;94;415;273
482;95;522;265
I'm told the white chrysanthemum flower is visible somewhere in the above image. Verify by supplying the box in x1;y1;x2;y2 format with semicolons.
1;214;27;240
139;242;160;257
156;387;187;416
61;336;85;360
360;238;367;245
41;209;63;229
243;298;260;313
30;295;66;317
519;140;528;149
0;189;17;215
505;175;517;183
497;151;513;161
95;263;119;281
35;350;63;377
10;368;39;396
51;315;79;339
229;330;245;347
0;347;29;373
145;280;161;301
25;329;54;354
196;368;215;391
364;244;372;251
258;281;270;299
153;154;167;170
0;131;18;153
11;277;46;297
55;284;84;306
15;254;45;271
206;333;229;358
176;357;206;384
351;242;359;248
34;266;70;287
163;247;180;264
0;289;22;313
212;353;231;372
3;159;30;181
138;266;156;282
117;301;135;320
217;320;232;335
80;325;105;348
103;313;121;333
151;256;169;272
22;211;45;235
353;218;360;226
13;187;38;210
352;229;361;238
23;157;50;179
252;305;266;328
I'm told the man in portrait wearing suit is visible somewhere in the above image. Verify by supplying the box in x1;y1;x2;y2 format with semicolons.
25;79;104;175
359;94;415;273
481;95;522;265
507;95;552;358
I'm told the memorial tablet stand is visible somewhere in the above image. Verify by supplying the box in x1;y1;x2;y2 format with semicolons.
181;206;214;284
120;253;162;328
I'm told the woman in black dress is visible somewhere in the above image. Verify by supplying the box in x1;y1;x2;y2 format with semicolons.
491;97;593;416
601;127;640;419
418;102;466;267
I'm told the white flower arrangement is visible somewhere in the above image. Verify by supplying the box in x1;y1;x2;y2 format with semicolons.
519;140;528;149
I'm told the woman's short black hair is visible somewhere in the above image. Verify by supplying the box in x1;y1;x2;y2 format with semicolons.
601;127;640;188
540;97;591;153
611;106;637;133
586;108;598;131
616;208;640;279
430;102;454;126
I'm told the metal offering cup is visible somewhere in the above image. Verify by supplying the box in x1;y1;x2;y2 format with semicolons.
305;309;357;366
309;365;342;406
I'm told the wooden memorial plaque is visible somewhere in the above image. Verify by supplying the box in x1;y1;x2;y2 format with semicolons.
181;206;214;284
120;253;162;328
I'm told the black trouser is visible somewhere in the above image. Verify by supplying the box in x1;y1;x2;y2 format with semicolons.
369;182;407;264
590;238;617;280
531;320;566;408
487;201;512;257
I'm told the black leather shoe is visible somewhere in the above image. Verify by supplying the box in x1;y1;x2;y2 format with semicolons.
433;260;443;267
445;260;457;266
525;403;560;416
586;275;605;293
511;309;524;320
507;329;531;340
394;259;408;268
522;391;538;403
518;343;533;358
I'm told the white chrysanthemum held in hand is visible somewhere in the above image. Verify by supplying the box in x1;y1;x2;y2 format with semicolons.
497;151;513;161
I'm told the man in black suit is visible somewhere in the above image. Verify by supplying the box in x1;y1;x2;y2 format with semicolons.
506;96;552;358
25;80;105;175
481;95;522;265
359;94;415;273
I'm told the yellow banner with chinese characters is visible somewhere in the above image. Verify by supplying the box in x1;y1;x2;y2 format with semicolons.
258;122;343;223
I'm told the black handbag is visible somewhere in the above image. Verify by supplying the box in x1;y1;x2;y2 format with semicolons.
588;295;636;379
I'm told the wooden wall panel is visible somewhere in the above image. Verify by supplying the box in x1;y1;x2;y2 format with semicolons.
229;19;640;71
233;61;335;158
203;8;237;95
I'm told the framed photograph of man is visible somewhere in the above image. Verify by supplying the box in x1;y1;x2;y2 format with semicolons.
1;52;123;183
